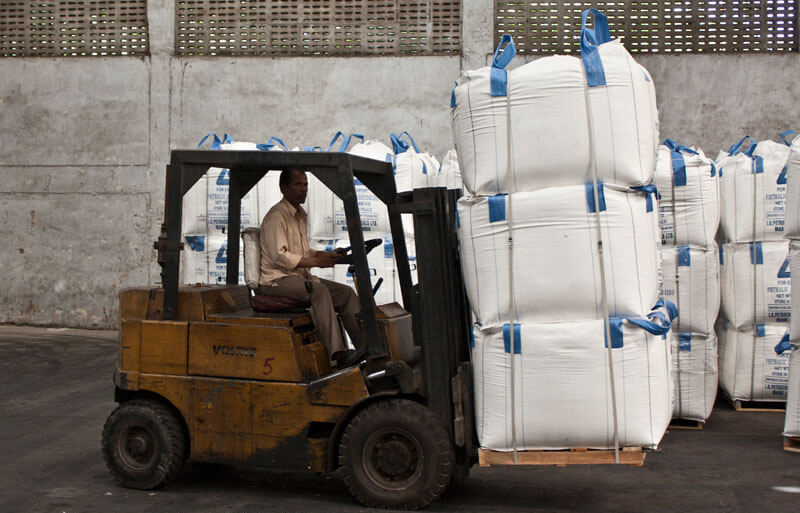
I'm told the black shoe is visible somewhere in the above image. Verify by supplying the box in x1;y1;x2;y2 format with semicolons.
336;348;368;368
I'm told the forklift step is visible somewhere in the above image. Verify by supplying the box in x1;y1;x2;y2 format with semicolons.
477;447;645;467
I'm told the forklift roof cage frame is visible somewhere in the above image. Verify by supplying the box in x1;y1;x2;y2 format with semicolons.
161;150;415;359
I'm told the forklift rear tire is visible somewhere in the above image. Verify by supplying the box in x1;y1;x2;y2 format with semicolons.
339;399;454;510
101;399;188;490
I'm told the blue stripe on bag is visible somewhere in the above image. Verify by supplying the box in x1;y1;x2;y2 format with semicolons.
679;333;692;352
607;318;625;348
678;245;691;267
750;242;764;265
719;244;724;265
756;324;766;337
488;195;507;222
710;162;717;177
586;181;607;213
780;130;796;146
490;35;516;97
633;184;658;212
580;9;611;87
752;155;764;174
775;330;792;354
503;323;521;354
450;86;457;108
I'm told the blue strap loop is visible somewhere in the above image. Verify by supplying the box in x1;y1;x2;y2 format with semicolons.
490;35;516;97
780;130;796;146
390;132;421;154
632;184;659;212
197;132;232;150
580;9;611;87
662;139;698;155
727;135;756;156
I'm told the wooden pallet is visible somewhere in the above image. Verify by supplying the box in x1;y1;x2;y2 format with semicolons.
669;418;704;430
784;437;800;453
728;398;786;412
478;447;645;467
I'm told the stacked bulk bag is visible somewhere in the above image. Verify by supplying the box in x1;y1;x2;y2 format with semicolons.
390;132;440;193
716;134;793;403
777;326;800;439
472;308;672;450
454;10;671;453
437;149;463;190
451;13;658;195
654;140;720;422
457;184;659;326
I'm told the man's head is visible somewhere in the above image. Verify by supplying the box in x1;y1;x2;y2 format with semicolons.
279;168;308;208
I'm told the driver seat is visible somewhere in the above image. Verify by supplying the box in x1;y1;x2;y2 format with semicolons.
241;228;309;313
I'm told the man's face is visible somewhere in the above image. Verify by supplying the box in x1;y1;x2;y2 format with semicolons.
281;169;308;207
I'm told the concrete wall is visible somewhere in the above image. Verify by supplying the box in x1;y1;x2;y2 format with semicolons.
1;0;798;328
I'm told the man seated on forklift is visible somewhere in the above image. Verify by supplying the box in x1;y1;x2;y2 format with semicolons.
258;168;367;368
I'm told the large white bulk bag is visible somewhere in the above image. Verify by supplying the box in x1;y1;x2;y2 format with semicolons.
718;321;790;402
207;236;244;285
720;240;791;329
206;168;260;235
784;134;800;239
438;149;463;190
181;234;208;284
670;332;718;422
792;242;800;338
654;140;719;247
472;313;672;450
390;132;440;193
183;175;209;235
782;344;800;437
659;245;720;335
256;170;283;222
307;173;394;240
718;137;789;242
347;139;394;163
451;11;658;195
457;183;660;325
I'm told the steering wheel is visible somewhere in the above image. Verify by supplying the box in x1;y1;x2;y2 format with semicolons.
335;238;383;265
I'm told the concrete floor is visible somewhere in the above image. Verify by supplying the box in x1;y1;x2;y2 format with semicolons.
0;325;798;513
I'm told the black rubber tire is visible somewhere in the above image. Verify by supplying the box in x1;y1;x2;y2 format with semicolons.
339;399;454;510
101;399;188;490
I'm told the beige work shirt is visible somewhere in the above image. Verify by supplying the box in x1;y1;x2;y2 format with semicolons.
259;198;316;286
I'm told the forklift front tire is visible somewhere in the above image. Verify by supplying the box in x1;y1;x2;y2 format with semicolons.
339;399;455;510
101;399;188;490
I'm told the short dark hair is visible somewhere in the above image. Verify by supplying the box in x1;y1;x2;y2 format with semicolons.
279;168;304;187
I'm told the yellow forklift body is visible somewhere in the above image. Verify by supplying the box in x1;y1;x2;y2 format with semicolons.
115;285;370;470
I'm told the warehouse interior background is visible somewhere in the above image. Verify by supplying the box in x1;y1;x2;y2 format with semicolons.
1;0;798;329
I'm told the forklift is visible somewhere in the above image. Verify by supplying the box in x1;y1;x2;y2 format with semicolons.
101;150;477;509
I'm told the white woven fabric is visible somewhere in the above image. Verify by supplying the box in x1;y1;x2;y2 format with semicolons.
471;317;671;450
717;140;790;243
670;332;718;422
659;245;720;335
718;321;790;402
653;144;720;247
451;40;658;195
720;240;791;329
457;185;660;325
